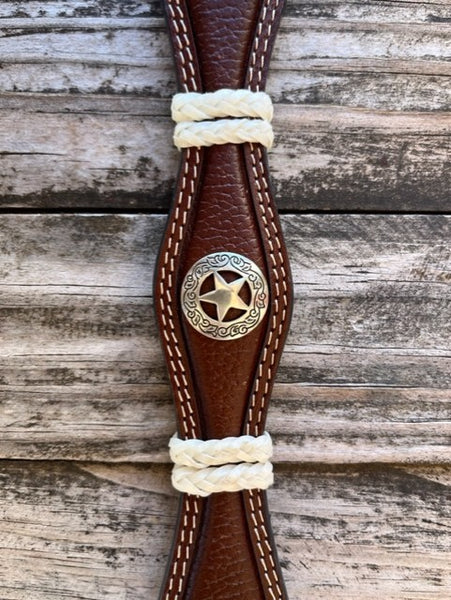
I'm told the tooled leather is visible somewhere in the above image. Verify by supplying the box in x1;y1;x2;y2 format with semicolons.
156;1;290;599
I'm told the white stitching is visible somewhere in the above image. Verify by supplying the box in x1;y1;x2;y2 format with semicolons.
167;0;198;93
246;144;288;436
164;0;285;597
162;0;199;432
163;1;200;598
246;1;286;598
248;489;283;600
249;0;279;91
165;497;199;597
161;165;201;598
245;149;286;598
159;150;199;441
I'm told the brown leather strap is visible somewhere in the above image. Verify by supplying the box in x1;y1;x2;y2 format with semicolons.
155;1;292;598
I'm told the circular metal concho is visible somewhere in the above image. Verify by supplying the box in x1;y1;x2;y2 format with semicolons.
181;252;269;341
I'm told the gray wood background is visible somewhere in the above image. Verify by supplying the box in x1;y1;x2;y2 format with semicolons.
1;1;450;598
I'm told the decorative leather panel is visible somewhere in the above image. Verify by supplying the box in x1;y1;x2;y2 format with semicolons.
155;1;292;598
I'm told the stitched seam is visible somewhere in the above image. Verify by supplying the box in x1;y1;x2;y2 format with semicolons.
249;489;282;600
249;0;280;92
247;0;284;432
246;1;286;599
162;1;200;598
246;144;288;436
161;155;200;600
159;148;200;442
164;0;285;597
166;0;198;93
166;497;199;597
245;145;286;600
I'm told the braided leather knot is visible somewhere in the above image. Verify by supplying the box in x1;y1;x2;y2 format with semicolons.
172;89;273;122
169;432;274;497
174;119;273;149
171;89;274;150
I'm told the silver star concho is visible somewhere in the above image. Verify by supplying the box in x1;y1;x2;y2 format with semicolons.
181;252;269;340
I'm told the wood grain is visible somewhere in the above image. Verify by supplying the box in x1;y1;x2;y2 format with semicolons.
0;1;450;210
1;213;449;463
0;460;448;599
1;2;450;597
1;96;450;211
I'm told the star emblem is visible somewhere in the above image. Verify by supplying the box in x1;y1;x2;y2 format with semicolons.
199;272;249;322
181;252;268;340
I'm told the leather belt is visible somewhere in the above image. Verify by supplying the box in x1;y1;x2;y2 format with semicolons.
155;1;292;598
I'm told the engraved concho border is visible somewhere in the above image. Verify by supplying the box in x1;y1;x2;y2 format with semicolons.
181;252;269;340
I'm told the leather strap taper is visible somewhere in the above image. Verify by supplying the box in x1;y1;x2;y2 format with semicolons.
155;1;292;598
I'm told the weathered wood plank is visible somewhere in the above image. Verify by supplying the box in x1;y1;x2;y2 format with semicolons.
1;214;449;462
1;0;451;22
0;1;155;18
2;14;450;100
0;1;450;210
1;96;450;211
0;460;448;599
272;105;451;212
0;96;175;209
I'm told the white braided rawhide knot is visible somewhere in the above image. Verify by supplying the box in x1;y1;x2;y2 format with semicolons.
170;432;274;497
169;431;272;467
171;89;273;122
174;119;273;149
171;89;274;150
172;462;273;497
